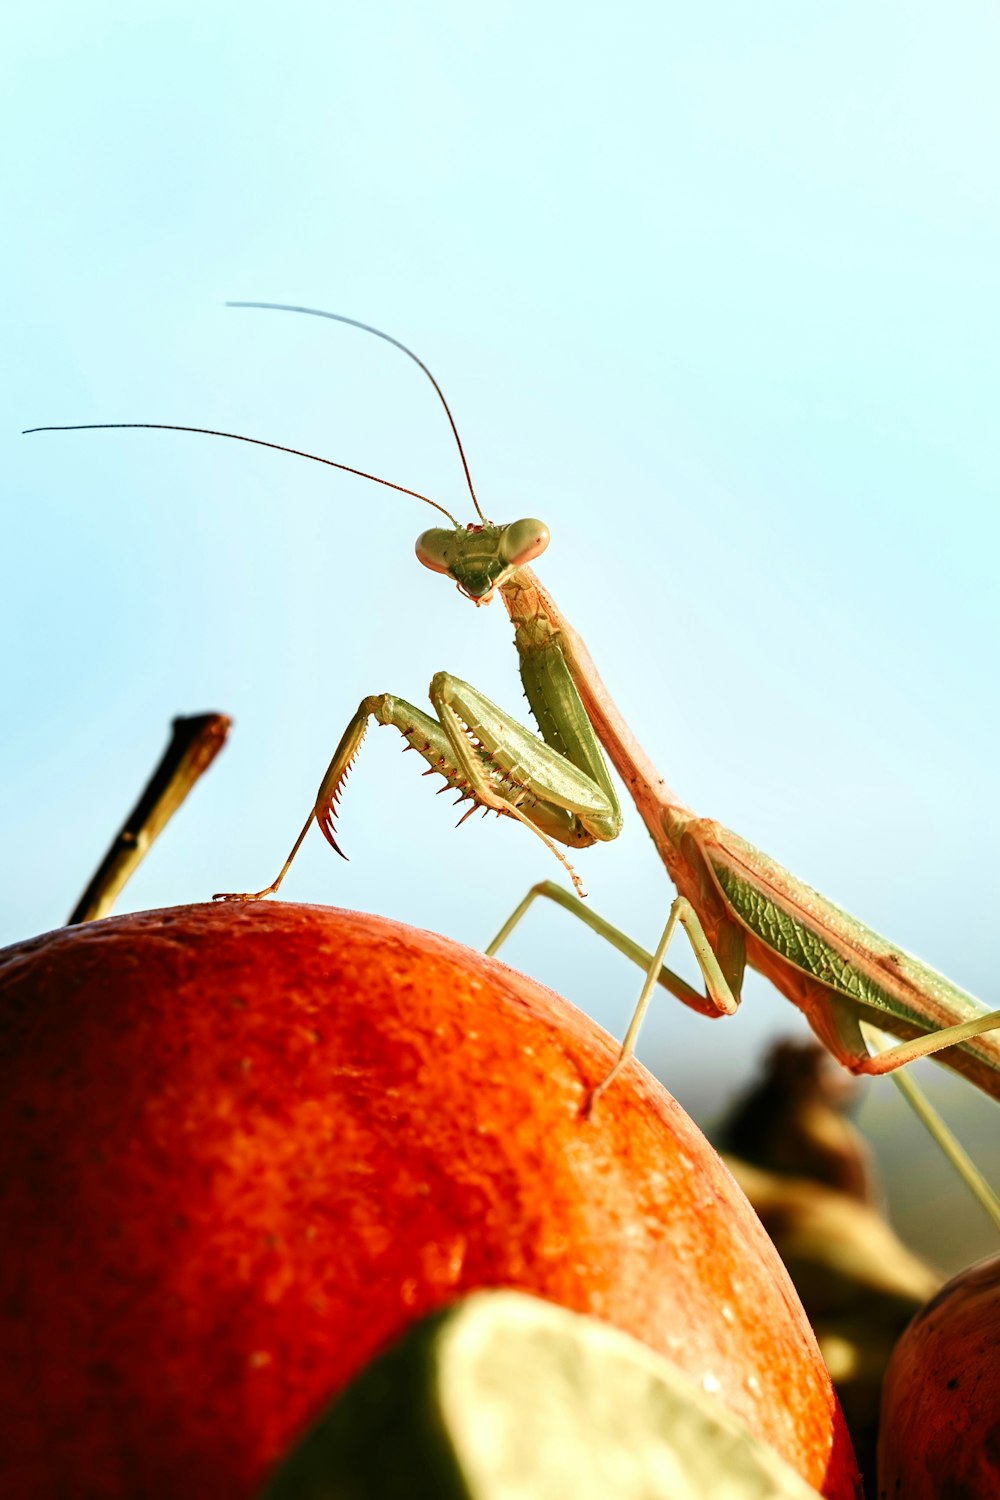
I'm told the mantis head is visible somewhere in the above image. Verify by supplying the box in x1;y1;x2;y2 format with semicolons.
415;519;550;603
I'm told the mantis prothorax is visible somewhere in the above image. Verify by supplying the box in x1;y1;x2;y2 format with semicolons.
26;303;1000;1117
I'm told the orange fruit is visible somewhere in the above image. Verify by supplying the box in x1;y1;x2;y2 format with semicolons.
0;902;859;1497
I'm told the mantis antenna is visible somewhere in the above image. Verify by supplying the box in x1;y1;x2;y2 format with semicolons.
226;301;487;521
21;422;462;527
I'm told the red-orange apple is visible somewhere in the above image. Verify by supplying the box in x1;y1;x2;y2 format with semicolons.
0;902;860;1497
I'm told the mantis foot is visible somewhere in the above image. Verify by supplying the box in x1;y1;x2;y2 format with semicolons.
212;886;278;903
581;1056;630;1121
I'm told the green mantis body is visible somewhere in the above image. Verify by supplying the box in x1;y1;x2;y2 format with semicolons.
487;566;1000;1105
27;304;1000;1110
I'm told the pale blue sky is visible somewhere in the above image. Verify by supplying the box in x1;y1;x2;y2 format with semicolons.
4;4;999;1251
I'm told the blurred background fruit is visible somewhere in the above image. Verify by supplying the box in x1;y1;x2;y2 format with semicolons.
878;1250;1000;1498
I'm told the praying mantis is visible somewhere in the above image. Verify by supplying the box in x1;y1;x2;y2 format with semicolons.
26;303;1000;1118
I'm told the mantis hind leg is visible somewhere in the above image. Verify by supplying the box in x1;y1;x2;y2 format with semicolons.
810;990;1000;1082
811;1001;1000;1229
858;1010;1000;1073
859;1022;1000;1233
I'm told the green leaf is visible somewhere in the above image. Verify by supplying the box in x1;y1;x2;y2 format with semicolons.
260;1291;822;1500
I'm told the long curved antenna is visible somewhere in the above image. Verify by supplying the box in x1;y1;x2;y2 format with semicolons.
227;301;486;521
22;422;461;526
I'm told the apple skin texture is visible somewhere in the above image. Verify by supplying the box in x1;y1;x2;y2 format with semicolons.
879;1251;1000;1497
0;902;859;1498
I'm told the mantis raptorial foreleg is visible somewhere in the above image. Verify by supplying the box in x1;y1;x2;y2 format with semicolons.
216;670;622;903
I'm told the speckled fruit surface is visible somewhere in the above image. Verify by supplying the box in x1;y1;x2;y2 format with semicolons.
878;1252;1000;1497
0;902;859;1499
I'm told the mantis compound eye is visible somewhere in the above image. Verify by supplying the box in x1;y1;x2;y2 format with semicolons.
500;518;550;568
415;528;455;574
